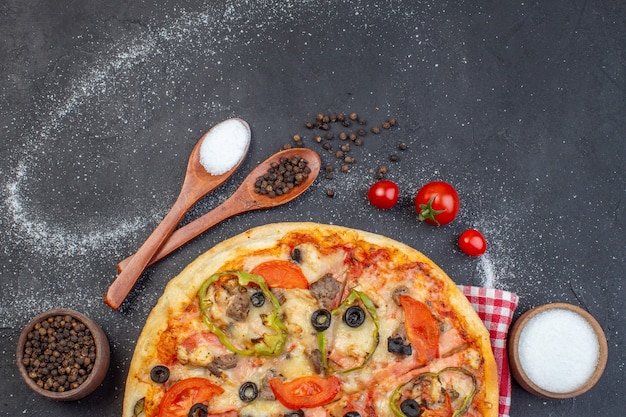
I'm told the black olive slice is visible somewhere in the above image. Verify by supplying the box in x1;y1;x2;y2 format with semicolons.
291;247;303;263
149;365;170;383
250;291;266;307
343;306;366;327
285;410;305;417
311;309;332;331
188;403;208;417
400;399;423;417
344;412;361;417
239;381;259;402
387;336;412;355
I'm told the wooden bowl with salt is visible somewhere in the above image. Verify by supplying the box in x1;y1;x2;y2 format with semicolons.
508;302;608;399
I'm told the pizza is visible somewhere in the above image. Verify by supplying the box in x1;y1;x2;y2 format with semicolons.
123;222;498;417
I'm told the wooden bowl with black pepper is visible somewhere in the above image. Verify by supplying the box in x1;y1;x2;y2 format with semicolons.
16;308;110;401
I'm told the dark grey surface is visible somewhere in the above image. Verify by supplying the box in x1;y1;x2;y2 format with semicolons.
1;1;624;416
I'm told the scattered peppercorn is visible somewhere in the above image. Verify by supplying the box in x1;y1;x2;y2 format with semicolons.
326;189;335;197
297;112;401;196
254;155;311;198
21;314;96;393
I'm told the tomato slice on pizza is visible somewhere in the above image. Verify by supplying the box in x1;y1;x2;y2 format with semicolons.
157;378;223;417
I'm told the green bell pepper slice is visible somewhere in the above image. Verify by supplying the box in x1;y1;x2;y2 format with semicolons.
319;289;380;373
197;270;287;357
389;367;477;417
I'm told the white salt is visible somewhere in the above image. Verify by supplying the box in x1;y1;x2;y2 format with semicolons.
199;118;251;175
518;308;600;393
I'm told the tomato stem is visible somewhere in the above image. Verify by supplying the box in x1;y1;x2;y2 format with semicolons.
417;195;446;226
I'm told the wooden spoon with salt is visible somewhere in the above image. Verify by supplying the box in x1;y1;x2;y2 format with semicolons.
104;118;251;310
116;148;321;273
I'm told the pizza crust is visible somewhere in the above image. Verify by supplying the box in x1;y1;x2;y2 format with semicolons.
123;222;498;417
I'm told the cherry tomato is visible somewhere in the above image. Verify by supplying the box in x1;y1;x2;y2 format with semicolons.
398;295;439;365
414;181;460;226
458;229;487;256
251;260;309;289
157;378;223;417
269;375;341;409
367;180;400;209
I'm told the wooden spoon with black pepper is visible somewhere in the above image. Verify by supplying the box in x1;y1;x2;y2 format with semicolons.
116;148;321;273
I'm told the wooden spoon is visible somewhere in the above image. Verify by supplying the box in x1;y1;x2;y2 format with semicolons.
104;118;251;310
116;148;321;273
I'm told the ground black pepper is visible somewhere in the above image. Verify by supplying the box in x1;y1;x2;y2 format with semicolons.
21;315;96;393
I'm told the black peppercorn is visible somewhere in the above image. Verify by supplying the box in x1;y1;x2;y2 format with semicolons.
21;315;96;393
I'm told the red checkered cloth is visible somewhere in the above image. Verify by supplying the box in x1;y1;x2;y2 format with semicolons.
459;286;519;417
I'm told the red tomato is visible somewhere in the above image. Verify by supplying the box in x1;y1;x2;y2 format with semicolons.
458;229;487;256
398;295;439;365
367;180;400;209
251;260;309;289
414;181;460;226
269;375;341;409
157;378;223;417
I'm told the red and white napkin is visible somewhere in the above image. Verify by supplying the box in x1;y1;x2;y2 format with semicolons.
459;285;519;417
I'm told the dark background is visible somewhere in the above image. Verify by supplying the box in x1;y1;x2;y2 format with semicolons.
1;0;624;415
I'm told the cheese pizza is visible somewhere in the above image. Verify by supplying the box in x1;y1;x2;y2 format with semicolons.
123;222;498;417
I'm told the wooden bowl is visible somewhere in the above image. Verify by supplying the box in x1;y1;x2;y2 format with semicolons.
16;309;110;401
508;303;608;399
